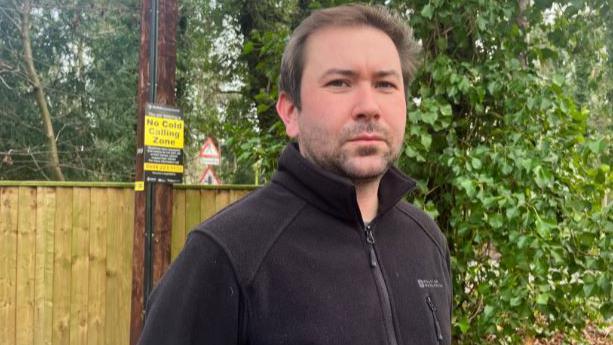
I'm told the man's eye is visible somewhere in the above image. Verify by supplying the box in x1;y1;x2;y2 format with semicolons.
326;79;350;87
376;81;397;89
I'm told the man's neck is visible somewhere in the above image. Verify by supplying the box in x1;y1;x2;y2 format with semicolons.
354;177;382;223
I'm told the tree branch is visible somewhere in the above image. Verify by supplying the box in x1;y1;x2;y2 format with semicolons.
18;0;64;180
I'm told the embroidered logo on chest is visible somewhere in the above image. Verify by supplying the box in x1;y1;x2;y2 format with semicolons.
417;279;443;289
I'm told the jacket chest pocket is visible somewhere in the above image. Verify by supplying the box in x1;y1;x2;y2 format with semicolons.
425;295;444;345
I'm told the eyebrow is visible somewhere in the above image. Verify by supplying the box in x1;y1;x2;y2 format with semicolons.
373;70;401;79
319;68;401;81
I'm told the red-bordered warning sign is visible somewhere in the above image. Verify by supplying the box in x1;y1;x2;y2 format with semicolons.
199;137;221;166
199;166;221;185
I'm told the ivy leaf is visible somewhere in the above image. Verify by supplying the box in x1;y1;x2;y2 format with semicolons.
458;317;470;334
477;16;487;31
487;81;498;95
471;157;482;170
421;4;434;19
483;305;494;320
421;133;432;150
488;214;504;229
421;111;438;125
536;293;550;305
587;138;605;154
505;206;518;220
517;235;531;249
535;219;555;239
440;104;453;117
243;41;254;54
534;166;553;188
458;178;476;197
552;74;565;87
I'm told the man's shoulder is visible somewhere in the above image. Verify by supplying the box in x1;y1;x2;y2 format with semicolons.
191;182;306;283
197;182;305;231
394;201;448;255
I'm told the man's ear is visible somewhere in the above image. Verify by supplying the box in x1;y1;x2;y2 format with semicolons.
276;91;300;138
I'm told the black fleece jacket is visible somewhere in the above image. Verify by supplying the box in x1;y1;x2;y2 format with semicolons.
138;143;452;345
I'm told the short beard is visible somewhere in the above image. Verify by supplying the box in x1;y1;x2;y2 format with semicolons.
303;139;397;183
333;147;396;182
297;121;400;183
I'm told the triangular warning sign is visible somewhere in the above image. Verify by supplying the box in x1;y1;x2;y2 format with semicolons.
199;137;221;165
199;166;221;185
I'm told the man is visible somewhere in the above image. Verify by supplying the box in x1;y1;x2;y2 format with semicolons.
138;4;452;345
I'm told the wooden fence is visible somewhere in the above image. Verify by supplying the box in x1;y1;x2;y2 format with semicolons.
0;182;254;345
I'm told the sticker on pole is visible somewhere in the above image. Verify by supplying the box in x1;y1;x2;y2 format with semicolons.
199;137;221;166
143;103;184;184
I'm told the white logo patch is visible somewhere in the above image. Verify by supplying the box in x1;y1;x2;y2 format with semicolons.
417;279;443;289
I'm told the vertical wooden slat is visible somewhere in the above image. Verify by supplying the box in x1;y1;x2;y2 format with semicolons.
214;189;231;213
229;189;238;203
228;189;250;204
16;187;37;345
105;188;121;345
34;187;55;345
106;188;134;345
0;187;19;345
235;189;252;201
200;189;216;222
70;188;90;345
185;190;201;234
118;188;134;344
88;188;108;345
52;188;72;345
171;189;186;260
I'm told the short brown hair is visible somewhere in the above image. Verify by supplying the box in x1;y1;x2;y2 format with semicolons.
279;4;421;109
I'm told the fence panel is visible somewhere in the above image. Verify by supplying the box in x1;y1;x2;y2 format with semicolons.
0;183;254;345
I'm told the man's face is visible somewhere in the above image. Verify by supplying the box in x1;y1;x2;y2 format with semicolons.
278;25;407;182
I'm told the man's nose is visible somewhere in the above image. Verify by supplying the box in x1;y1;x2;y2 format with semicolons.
351;83;380;120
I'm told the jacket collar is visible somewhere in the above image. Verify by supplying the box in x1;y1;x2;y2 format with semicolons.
271;143;416;222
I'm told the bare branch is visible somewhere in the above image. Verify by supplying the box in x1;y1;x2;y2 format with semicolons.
0;6;20;29
18;0;64;180
0;74;12;89
28;148;50;181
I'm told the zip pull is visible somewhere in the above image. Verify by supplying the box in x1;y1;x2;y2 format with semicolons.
364;224;377;267
368;246;377;267
426;296;444;343
365;225;375;244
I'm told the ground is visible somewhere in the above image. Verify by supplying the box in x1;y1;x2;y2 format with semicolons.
529;324;612;345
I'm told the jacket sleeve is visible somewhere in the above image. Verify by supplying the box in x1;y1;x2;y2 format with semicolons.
137;231;241;345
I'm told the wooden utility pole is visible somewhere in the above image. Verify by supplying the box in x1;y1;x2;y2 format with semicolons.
130;0;178;344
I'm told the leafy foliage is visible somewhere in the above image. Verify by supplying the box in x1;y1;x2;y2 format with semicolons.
402;1;610;342
0;0;139;180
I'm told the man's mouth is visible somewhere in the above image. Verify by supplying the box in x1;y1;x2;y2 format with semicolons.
348;134;385;142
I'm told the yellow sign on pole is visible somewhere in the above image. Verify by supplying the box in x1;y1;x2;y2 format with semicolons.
144;116;184;149
143;103;184;184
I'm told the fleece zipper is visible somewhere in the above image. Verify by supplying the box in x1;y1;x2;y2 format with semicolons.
426;295;444;344
364;223;399;345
